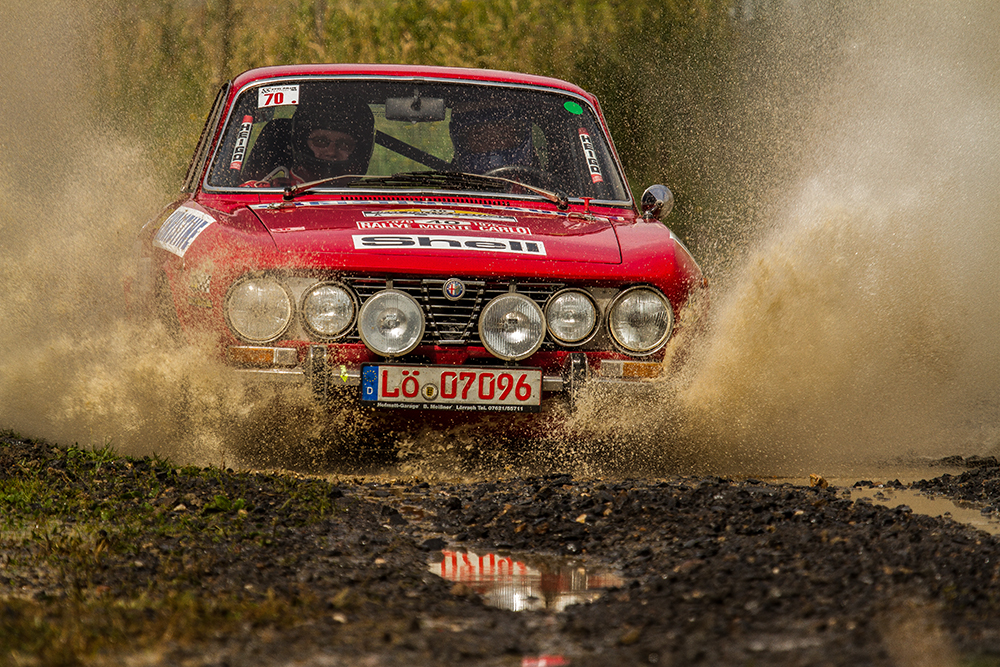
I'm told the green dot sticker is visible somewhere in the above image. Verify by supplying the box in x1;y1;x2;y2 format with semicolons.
564;101;583;115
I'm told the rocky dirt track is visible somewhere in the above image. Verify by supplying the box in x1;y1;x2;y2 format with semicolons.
3;434;1000;666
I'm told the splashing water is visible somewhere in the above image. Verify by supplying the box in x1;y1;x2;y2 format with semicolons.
1;1;997;476
0;2;335;465
673;1;1000;474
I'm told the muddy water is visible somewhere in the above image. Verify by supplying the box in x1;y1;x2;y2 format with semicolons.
1;2;998;480
851;486;1000;536
429;548;625;612
671;1;1000;477
568;1;1000;478
793;463;1000;536
0;1;288;465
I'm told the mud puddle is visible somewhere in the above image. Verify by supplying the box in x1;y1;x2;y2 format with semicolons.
791;460;1000;536
370;484;626;612
429;548;624;612
847;484;1000;536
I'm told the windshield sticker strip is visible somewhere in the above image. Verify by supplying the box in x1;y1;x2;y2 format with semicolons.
361;209;518;223
229;115;253;170
258;85;299;108
353;234;545;256
250;199;558;216
357;220;532;234
250;199;626;222
578;129;605;184
153;207;215;257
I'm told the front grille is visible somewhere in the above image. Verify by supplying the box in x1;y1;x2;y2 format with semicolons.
346;277;565;345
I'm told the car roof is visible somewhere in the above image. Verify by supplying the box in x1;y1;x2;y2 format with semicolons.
230;64;595;101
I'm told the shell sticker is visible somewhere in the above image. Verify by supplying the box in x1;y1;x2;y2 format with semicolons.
353;234;545;256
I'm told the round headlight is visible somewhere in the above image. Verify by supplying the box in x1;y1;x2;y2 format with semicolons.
479;292;545;361
302;283;356;339
225;277;293;343
607;287;674;354
358;289;424;357
545;289;598;345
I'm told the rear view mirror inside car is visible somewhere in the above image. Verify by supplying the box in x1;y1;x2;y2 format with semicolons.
385;94;446;122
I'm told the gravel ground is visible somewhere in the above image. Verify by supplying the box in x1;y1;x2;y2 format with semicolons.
3;434;1000;666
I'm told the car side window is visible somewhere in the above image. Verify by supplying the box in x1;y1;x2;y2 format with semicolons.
184;82;229;192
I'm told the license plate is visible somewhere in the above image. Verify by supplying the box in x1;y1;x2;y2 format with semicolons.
361;364;542;412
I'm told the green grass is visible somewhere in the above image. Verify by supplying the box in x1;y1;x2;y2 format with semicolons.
0;432;354;664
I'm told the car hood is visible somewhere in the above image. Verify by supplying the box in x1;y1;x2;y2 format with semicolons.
248;200;622;264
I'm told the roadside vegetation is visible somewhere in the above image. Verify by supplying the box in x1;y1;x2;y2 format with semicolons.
0;431;400;665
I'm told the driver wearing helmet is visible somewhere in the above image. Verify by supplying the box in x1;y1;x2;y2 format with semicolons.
290;97;375;182
449;105;535;174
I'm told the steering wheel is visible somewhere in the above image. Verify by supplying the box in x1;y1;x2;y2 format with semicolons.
483;165;559;191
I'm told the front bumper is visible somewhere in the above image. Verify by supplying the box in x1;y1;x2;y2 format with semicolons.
229;345;664;402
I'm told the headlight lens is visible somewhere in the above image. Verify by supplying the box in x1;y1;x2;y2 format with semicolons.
479;293;545;361
302;283;355;339
545;289;598;345
225;277;293;343
607;287;674;354
358;289;424;356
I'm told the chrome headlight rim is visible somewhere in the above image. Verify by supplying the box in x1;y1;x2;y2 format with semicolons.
478;292;546;361
544;288;599;346
607;286;674;356
224;275;294;344
300;281;358;341
357;288;425;357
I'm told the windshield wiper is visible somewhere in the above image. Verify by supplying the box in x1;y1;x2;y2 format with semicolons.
282;174;364;201
283;170;570;210
349;171;570;211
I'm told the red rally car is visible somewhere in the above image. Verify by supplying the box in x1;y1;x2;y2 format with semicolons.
130;64;705;426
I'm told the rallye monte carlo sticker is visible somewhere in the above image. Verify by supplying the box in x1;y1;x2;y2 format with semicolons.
353;234;546;256
357;219;532;235
578;129;605;184
153;206;215;257
229;115;254;170
258;85;299;108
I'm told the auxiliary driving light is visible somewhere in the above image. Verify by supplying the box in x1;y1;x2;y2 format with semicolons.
545;289;598;345
301;283;356;339
358;289;425;356
479;292;545;361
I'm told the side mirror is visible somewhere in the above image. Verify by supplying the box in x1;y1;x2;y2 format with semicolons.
641;184;674;222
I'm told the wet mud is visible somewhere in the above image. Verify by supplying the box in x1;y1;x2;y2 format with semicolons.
5;434;1000;666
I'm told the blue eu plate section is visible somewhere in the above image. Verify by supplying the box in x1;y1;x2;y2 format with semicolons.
361;365;379;402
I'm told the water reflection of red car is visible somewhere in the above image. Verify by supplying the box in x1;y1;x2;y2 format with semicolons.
129;64;705;429
432;549;623;612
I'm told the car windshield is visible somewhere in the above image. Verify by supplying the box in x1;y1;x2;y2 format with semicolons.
205;78;629;202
